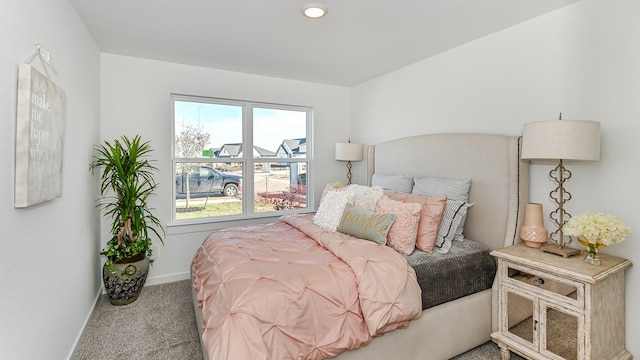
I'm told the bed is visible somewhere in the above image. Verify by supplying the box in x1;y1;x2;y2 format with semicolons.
191;133;529;360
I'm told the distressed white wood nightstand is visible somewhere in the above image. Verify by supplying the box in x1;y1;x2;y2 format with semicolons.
490;244;632;360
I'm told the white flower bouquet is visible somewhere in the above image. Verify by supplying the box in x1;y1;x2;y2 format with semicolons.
564;211;631;246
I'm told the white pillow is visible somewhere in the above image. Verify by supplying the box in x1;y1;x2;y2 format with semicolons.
372;174;414;193
345;184;384;211
313;190;354;231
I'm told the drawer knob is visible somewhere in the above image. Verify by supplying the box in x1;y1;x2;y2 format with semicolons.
533;277;545;286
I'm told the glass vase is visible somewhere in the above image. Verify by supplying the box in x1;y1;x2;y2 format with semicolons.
579;239;604;266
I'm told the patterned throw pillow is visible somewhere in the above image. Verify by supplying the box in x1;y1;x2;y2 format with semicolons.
337;205;396;245
375;196;422;255
313;190;354;231
435;200;474;254
385;192;447;253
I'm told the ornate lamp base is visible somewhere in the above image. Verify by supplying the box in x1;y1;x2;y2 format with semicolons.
345;161;353;185
540;243;581;258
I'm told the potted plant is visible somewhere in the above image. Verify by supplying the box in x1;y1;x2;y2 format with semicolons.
90;135;165;305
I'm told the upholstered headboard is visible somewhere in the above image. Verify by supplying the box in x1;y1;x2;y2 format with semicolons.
367;133;529;251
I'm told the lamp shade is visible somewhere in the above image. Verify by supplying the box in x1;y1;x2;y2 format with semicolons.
335;142;364;162
521;120;601;161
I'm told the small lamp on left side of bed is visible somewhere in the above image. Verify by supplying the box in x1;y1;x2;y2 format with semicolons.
335;140;363;185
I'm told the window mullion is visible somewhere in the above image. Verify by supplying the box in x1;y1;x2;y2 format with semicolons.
244;103;255;215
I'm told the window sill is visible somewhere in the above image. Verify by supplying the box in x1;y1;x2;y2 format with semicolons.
166;209;315;235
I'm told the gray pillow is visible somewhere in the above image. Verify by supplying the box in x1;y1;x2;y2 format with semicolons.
337;205;396;245
412;177;472;243
372;174;414;193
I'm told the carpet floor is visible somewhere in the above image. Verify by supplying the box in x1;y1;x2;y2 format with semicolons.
74;280;523;360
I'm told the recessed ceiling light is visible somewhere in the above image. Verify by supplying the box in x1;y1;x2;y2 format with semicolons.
302;3;328;19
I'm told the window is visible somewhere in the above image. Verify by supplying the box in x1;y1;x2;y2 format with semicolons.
172;94;313;223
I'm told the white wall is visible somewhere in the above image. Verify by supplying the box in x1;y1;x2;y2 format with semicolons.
352;0;640;354
3;0;635;358
0;1;101;359
100;54;351;285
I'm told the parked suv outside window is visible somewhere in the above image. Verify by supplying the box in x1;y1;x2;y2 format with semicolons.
175;166;241;198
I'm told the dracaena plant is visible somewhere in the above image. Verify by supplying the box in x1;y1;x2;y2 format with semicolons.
90;135;165;266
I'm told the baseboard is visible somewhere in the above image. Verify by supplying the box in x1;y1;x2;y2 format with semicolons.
67;286;102;360
145;271;191;286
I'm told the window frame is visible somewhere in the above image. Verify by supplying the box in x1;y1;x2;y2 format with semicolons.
170;93;314;225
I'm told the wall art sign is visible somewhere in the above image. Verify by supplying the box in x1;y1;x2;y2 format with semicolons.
15;64;67;208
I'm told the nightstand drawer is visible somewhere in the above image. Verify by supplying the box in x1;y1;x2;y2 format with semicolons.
502;262;584;310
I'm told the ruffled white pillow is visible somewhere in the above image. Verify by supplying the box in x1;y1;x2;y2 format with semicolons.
313;190;354;231
345;184;384;211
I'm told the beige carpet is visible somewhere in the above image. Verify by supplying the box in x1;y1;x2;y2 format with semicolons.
74;280;523;359
74;280;202;360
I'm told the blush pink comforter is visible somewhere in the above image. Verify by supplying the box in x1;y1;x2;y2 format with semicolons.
191;214;422;360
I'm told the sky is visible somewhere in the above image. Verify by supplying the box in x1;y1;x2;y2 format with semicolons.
174;100;307;152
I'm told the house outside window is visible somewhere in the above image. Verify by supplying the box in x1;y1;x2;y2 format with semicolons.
172;94;313;223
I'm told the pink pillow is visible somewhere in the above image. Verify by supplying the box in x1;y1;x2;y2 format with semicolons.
320;183;346;202
385;192;447;253
375;196;422;255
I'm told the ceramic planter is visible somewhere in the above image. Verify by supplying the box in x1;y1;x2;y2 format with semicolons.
102;254;149;306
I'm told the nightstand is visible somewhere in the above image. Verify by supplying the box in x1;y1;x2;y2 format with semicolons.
490;244;632;360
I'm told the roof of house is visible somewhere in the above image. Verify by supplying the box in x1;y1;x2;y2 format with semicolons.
219;143;276;157
279;138;306;156
254;146;275;157
219;143;242;157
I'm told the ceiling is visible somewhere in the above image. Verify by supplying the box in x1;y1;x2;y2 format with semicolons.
70;0;579;87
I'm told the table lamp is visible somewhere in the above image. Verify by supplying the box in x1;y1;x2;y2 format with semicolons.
335;140;363;185
521;115;601;257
